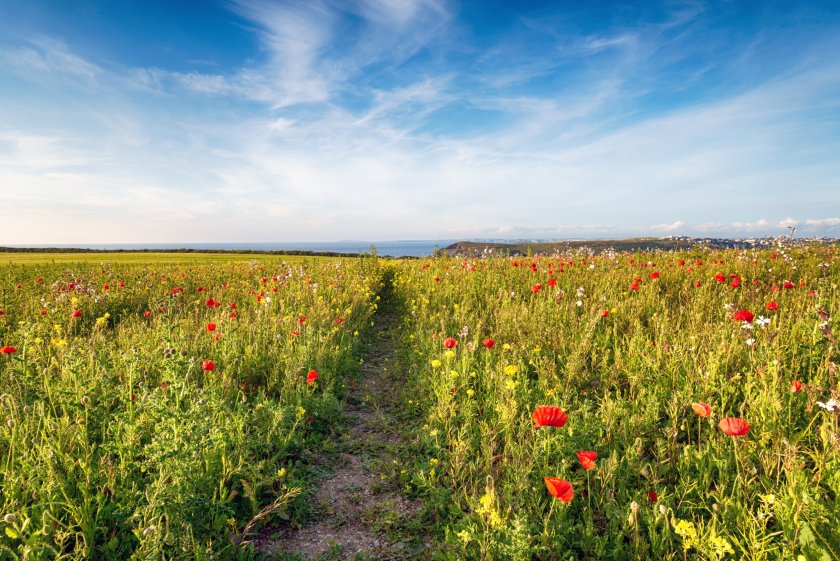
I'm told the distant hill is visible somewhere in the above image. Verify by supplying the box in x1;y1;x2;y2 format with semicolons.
443;237;838;257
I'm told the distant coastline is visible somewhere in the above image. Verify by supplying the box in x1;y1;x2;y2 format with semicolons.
2;236;837;259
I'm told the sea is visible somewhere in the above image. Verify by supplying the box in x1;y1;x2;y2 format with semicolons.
9;241;456;258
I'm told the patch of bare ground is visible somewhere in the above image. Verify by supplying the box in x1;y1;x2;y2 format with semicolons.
255;279;428;560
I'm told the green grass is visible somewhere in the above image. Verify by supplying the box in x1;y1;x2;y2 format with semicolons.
0;252;342;265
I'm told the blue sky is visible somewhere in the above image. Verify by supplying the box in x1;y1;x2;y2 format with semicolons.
1;0;839;243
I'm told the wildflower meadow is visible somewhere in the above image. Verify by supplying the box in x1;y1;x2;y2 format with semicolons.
1;245;838;560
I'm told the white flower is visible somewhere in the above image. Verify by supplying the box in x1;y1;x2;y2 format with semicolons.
756;316;771;327
817;399;838;412
265;297;271;303
741;321;754;330
745;338;756;346
576;300;583;307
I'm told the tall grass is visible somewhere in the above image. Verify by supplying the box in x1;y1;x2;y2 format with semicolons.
0;257;383;559
392;247;839;560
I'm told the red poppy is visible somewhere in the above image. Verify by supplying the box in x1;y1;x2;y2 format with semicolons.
40;310;47;316
298;315;307;324
694;280;702;287
482;338;495;349
601;309;609;318
647;491;658;503
1;346;16;354
306;369;319;384
629;283;640;291
730;278;741;288
143;311;152;318
532;405;568;428
650;272;660;279
229;312;237;319
201;360;215;371
766;301;778;311
783;281;795;289
576;451;598;470
207;323;216;332
291;330;300;336
205;298;217;307
733;310;754;323
544;478;574;503
161;382;168;390
0;311;4;317
531;284;542;294
336;317;344;324
71;310;83;318
691;402;712;417
719;417;750;436
789;380;802;393
715;273;726;283
444;337;457;349
547;278;557;287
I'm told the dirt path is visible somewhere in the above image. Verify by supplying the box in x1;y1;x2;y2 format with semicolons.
257;277;427;560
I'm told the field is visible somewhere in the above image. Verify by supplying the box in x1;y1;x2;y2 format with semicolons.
0;246;838;560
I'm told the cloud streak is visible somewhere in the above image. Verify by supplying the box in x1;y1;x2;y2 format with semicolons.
0;1;838;243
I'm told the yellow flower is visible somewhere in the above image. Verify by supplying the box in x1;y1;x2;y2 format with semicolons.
466;389;475;397
431;359;442;368
503;364;518;375
444;350;455;360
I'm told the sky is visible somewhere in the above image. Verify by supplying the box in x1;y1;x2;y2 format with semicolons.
1;0;839;243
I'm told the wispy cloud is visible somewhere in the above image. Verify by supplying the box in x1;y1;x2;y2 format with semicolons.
0;1;838;243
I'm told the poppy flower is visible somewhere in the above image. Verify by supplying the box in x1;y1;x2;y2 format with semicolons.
715;273;726;283
719;417;750;437
733;310;754;323
306;369;319;384
71;310;83;318
691;402;712;417
576;451;598;470
730;278;741;288
143;311;152;317
1;346;16;354
336;317;344;324
298;315;307;324
40;310;47;316
532;405;568;428
201;360;216;371
547;278;557;287
629;283;639;291
650;272;660;279
0;311;4;317
601;309;609;318
205;298;217;307
229;312;237;319
647;491;658;503
482;338;495;349
531;284;542;294
444;337;457;349
766;301;778;311
206;323;216;332
783;281;795;289
544;478;574;503
789;380;802;393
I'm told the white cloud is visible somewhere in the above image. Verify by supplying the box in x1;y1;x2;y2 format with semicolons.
805;217;840;227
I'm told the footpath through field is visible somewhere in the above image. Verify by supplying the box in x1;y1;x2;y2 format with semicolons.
257;270;430;560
